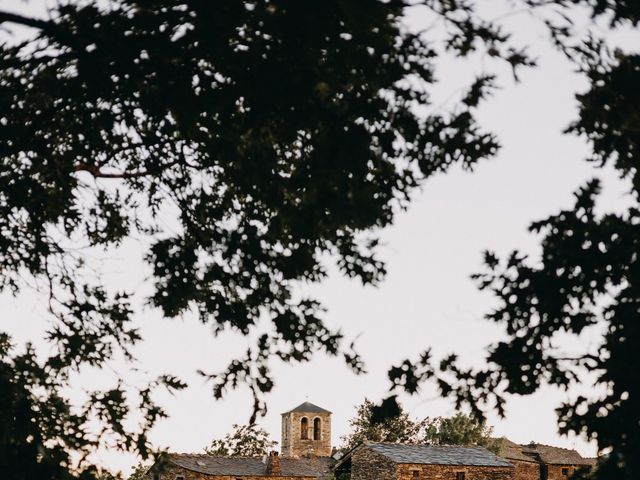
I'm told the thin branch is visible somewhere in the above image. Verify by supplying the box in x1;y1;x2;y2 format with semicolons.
73;158;183;179
74;163;156;179
0;10;77;48
0;11;55;31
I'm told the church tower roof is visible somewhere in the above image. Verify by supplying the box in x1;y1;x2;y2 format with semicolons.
283;401;332;415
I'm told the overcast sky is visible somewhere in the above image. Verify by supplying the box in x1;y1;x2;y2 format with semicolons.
2;0;639;476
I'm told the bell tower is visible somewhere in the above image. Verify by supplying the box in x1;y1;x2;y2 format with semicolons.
281;401;332;458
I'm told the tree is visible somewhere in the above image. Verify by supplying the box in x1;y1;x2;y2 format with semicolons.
126;464;150;480
341;401;498;453
378;20;640;480
204;424;276;457
0;1;518;478
340;399;427;451
422;413;499;453
0;1;638;479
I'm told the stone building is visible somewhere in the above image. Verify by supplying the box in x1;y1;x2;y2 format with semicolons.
334;442;514;480
496;439;540;480
497;439;596;480
148;452;332;480
146;400;597;480
281;402;332;458
147;402;333;480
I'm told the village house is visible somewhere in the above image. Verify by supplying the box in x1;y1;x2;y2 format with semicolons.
147;402;334;480
147;401;596;480
148;452;332;480
333;442;514;480
497;439;596;480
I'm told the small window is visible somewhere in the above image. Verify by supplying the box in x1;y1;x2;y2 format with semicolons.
456;473;466;480
562;468;570;476
412;470;420;478
313;417;322;441
175;476;185;480
301;417;309;439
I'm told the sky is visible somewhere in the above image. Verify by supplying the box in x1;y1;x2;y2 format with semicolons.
1;0;639;476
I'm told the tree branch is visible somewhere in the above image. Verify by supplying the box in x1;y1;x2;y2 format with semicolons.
0;11;57;32
73;159;184;179
0;10;77;48
74;163;155;179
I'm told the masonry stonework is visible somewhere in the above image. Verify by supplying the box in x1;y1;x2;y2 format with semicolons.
349;446;396;480
281;410;332;458
395;464;514;480
546;464;584;480
509;460;540;480
147;401;597;480
152;464;316;480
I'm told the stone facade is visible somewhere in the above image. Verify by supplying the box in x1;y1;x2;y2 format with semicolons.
148;452;332;480
396;464;513;480
281;409;332;458
349;444;396;480
545;464;586;480
343;444;515;480
509;460;540;480
498;439;596;480
146;401;597;480
151;464;316;480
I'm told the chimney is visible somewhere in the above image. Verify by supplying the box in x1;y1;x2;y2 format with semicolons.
266;451;281;476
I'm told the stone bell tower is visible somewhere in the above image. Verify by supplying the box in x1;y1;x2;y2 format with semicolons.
281;401;332;458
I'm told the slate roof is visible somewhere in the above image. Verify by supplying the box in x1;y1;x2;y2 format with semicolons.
367;443;514;468
496;438;538;463
283;401;332;415
521;443;596;466
167;454;332;477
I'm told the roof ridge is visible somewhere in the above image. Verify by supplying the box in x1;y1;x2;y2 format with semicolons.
169;453;266;459
369;442;488;449
282;401;332;414
522;443;581;453
366;443;513;468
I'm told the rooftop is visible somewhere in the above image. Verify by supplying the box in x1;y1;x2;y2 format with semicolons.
167;453;332;478
522;443;596;466
282;401;332;415
367;443;514;468
496;438;538;463
496;439;595;466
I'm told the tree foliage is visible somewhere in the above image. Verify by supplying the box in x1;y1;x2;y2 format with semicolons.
378;13;640;480
204;424;277;457
0;1;518;478
0;1;638;479
422;413;499;453
341;400;496;453
340;399;427;451
126;464;150;480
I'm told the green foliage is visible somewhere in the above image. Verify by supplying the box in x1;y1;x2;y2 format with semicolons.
204;424;276;457
422;413;499;453
0;1;514;478
0;1;638;480
0;334;184;480
340;399;427;451
341;401;496;454
380;23;640;480
126;463;149;480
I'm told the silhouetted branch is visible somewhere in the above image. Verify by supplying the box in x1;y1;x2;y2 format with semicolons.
0;10;76;48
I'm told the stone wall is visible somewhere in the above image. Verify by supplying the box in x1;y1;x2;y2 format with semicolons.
281;411;332;458
546;464;589;480
510;460;540;480
349;446;396;480
149;464;317;480
395;463;514;480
